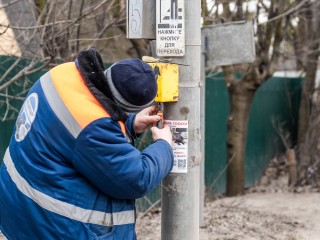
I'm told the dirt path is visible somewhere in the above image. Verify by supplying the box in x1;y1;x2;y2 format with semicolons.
216;193;320;240
136;192;320;240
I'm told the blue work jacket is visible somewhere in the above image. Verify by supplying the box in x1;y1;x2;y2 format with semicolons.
0;62;173;239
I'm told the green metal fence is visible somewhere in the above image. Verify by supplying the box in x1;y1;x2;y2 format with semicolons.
0;56;303;211
205;72;302;194
0;56;43;160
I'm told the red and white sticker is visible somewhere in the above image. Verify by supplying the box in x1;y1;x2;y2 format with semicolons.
164;120;188;173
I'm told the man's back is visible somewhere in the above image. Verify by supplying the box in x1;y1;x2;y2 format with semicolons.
0;52;174;240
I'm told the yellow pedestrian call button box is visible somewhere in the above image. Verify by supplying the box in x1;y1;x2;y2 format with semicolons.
143;57;179;102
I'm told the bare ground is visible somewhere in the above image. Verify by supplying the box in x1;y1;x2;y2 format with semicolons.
136;165;320;240
136;191;320;240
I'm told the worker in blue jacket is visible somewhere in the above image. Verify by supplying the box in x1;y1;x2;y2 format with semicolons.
0;48;174;240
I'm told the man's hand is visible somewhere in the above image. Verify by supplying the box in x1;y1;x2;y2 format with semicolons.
134;106;160;134
150;125;173;147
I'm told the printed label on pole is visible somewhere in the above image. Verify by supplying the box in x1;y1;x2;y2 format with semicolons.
164;120;188;173
156;0;185;57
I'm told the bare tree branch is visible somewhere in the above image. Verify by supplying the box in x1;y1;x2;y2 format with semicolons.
68;34;123;43
258;0;311;25
0;24;9;35
2;88;11;121
0;0;20;10
0;20;73;30
76;0;85;53
0;58;50;91
55;0;109;37
0;57;21;84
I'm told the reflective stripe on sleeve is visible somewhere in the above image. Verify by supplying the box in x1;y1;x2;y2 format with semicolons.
3;148;135;226
40;72;82;138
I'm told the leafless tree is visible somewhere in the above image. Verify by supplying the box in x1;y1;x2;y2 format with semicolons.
202;0;318;196
296;0;320;187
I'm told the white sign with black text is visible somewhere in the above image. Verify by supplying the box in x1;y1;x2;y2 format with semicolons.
156;0;185;57
164;120;188;173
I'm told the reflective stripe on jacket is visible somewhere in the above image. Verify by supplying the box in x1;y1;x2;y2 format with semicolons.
0;62;173;240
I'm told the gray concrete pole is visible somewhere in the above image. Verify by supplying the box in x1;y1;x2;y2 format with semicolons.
160;1;201;239
199;31;206;227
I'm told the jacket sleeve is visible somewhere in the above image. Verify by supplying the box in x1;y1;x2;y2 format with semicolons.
72;118;173;199
125;113;140;139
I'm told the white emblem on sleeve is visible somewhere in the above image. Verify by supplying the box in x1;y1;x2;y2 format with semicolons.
15;93;39;142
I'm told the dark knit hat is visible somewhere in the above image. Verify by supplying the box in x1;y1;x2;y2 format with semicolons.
104;58;157;113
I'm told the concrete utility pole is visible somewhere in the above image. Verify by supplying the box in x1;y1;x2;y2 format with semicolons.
160;1;201;239
127;0;201;238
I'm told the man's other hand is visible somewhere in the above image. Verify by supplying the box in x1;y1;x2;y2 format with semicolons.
150;125;173;147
